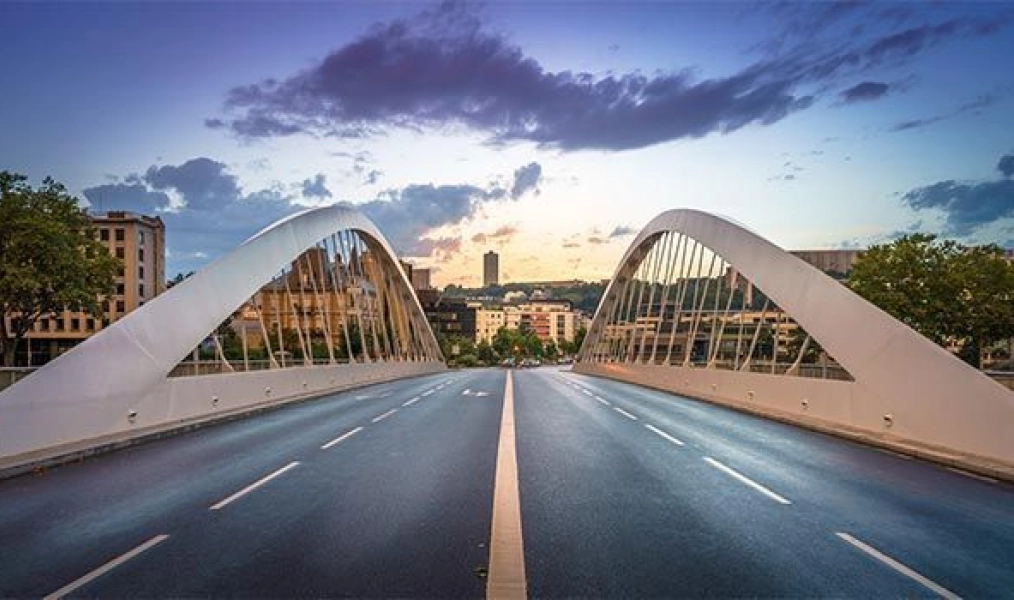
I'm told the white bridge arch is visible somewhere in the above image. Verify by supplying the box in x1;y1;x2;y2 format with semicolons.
576;209;1014;470
0;205;444;469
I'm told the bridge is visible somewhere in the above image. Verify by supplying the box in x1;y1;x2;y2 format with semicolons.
0;207;1011;597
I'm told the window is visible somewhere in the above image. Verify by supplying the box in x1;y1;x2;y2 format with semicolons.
55;319;65;331
115;247;125;259
39;318;49;331
100;229;110;242
138;230;145;245
118;266;125;277
86;318;95;331
139;266;145;279
116;300;125;313
115;228;125;242
138;248;144;262
116;282;125;295
139;283;145;297
70;318;80;331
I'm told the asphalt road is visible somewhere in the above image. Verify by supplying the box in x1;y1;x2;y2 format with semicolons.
1;366;1012;597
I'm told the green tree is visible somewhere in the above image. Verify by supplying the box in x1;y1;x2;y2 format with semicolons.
848;234;1014;368
0;172;120;366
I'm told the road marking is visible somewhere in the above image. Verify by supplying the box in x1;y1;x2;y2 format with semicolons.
378;392;393;398
422;390;435;397
487;370;527;599
581;389;593;396
321;426;363;450
645;424;684;446
835;532;961;599
946;467;998;483
210;462;300;510
371;409;398;423
45;534;169;600
703;457;791;505
612;407;638;420
354;395;371;400
593;395;611;406
403;396;421;407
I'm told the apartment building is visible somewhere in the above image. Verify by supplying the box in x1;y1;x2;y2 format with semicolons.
18;211;165;364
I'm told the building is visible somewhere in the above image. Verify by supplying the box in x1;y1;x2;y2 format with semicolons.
483;250;499;287
411;267;432;291
17;211;165;365
474;300;583;347
424;298;478;341
790;249;862;276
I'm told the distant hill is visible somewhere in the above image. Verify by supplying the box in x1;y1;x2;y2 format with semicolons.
441;281;606;314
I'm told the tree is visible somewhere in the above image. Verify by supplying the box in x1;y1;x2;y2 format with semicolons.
0;172;120;366
848;234;1014;368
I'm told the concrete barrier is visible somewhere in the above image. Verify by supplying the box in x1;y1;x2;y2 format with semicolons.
0;361;444;477
574;362;1014;481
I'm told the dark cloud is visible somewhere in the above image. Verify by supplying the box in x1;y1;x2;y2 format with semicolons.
87;156;541;272
998;154;1014;178
204;118;226;129
302;173;332;199
562;241;580;249
587;236;609;245
364;169;382;185
890;91;1001;132
211;4;1008;151
609;225;636;238
510;162;542;199
84;159;296;275
841;81;890;103
145;158;242;211
903;176;1014;236
471;225;518;245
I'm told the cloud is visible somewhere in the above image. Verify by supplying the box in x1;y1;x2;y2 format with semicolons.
84;158;297;275
890;91;1001;132
609;225;637;238
998;154;1014;178
86;157;541;273
510;162;542;198
472;225;518;245
210;4;1008;151
902;156;1014;236
562;241;580;249
363;169;382;185
840;81;890;103
587;236;609;245
83;183;171;213
301;173;332;199
144;158;242;211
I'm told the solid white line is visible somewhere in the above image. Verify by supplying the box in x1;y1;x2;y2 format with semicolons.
946;467;997;483
703;457;792;505
487;371;527;599
645;424;684;446
403;396;421;407
321;426;363;450
210;462;300;510
593;395;611;406
371;409;398;423
613;407;638;421
581;389;593;396
45;535;170;600
836;532;961;599
421;390;435;396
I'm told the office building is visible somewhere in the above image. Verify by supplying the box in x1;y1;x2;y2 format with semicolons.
483;251;499;287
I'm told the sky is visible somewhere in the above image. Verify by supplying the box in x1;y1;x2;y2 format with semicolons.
2;1;1013;287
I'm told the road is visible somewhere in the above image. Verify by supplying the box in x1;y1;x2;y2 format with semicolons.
1;367;1012;597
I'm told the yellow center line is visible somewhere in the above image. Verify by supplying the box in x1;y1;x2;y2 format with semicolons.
487;371;527;599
